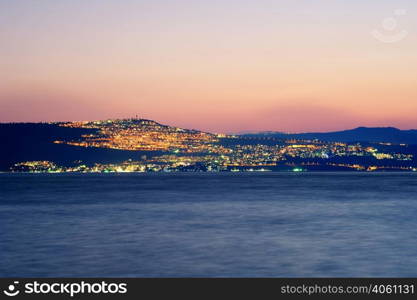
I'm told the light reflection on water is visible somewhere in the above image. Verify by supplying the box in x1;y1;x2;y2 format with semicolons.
1;172;417;277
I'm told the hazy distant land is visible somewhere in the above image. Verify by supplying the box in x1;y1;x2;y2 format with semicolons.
1;119;417;173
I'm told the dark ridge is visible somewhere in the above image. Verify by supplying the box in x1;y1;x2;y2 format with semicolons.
242;127;417;145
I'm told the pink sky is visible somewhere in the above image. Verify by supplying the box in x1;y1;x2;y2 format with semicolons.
1;0;417;133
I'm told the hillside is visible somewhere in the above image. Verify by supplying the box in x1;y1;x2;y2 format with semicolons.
242;127;417;145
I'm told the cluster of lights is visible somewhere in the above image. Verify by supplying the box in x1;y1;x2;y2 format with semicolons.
57;119;220;152
9;119;417;173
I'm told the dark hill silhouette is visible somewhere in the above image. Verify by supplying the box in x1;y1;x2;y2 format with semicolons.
242;127;417;145
0;123;163;170
1;122;417;171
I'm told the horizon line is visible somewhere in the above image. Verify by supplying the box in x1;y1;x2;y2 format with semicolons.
1;118;416;135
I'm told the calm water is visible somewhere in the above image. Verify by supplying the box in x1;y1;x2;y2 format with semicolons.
1;172;417;277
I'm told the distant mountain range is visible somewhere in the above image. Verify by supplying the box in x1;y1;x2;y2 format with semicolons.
242;127;417;145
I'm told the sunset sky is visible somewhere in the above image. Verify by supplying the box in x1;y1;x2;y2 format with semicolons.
1;0;416;133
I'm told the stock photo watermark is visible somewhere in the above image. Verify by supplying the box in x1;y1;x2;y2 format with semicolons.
3;281;20;297
371;9;408;43
2;280;128;297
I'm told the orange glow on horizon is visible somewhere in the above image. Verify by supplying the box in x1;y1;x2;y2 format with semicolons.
1;0;417;132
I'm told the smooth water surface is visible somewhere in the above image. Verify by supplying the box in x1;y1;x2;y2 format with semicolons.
1;172;417;277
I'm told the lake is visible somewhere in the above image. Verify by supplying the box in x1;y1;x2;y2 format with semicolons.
1;172;417;277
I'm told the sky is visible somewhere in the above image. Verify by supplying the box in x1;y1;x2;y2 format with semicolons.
1;0;417;133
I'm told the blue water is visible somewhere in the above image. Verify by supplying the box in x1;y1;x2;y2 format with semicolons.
1;172;417;277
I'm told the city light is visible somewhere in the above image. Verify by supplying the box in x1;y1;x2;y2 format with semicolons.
9;118;417;173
